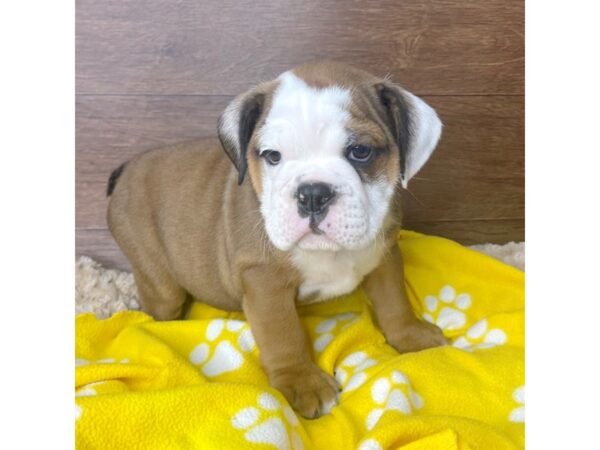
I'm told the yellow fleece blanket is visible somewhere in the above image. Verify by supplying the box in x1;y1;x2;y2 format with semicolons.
75;231;524;449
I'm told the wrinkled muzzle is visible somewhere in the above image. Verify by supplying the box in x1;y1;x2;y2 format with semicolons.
260;158;393;252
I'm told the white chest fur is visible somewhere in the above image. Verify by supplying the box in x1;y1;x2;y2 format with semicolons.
292;242;385;304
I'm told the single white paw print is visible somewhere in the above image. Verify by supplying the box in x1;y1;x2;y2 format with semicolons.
189;319;256;377
313;312;358;352
357;438;383;450
422;285;472;330
75;381;104;397
334;351;378;393
231;392;303;450
453;319;507;351
75;381;108;421
508;385;525;423
366;371;424;430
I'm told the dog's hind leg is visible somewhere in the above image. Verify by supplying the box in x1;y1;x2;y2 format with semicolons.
132;267;188;321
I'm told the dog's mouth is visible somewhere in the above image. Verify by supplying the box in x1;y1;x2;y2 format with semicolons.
296;197;332;236
296;229;341;251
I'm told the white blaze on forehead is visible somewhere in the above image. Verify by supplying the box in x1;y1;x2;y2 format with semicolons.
257;69;394;277
259;71;352;159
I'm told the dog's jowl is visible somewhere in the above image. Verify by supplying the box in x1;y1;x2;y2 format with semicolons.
107;61;448;418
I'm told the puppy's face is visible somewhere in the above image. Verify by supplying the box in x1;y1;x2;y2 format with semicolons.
218;62;442;252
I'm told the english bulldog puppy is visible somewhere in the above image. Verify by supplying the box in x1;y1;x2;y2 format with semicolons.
107;61;448;418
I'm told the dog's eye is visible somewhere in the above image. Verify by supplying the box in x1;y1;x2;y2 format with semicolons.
346;145;373;163
260;150;282;166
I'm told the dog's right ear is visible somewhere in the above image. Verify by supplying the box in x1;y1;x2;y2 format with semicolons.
217;83;274;185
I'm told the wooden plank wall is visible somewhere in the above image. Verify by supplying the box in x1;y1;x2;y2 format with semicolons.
76;0;524;271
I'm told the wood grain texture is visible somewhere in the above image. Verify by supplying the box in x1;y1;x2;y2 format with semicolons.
402;220;524;246
76;0;523;95
75;0;524;269
402;95;524;223
76;95;523;228
77;229;132;272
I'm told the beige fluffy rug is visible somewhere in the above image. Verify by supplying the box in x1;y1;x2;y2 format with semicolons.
76;242;524;319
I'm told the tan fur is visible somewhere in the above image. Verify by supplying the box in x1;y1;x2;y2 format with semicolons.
294;61;404;184
107;61;447;418
363;236;447;351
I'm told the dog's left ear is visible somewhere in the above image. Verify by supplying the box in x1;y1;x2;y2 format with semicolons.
374;82;443;188
217;85;271;185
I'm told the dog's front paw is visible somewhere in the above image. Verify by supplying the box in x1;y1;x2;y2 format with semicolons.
388;320;449;353
268;363;340;419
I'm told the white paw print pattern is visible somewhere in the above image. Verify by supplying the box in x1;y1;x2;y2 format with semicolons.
189;319;256;377
75;381;108;421
231;392;303;450
358;438;383;450
453;319;507;351
508;385;525;423
334;351;378;393
366;371;424;431
422;285;472;331
75;381;103;397
313;312;358;352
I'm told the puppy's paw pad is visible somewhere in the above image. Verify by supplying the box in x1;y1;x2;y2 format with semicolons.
271;365;339;419
390;321;448;353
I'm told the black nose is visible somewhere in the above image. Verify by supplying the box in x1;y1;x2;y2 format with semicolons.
296;183;335;215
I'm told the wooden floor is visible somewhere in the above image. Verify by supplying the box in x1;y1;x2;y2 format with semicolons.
76;0;524;271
